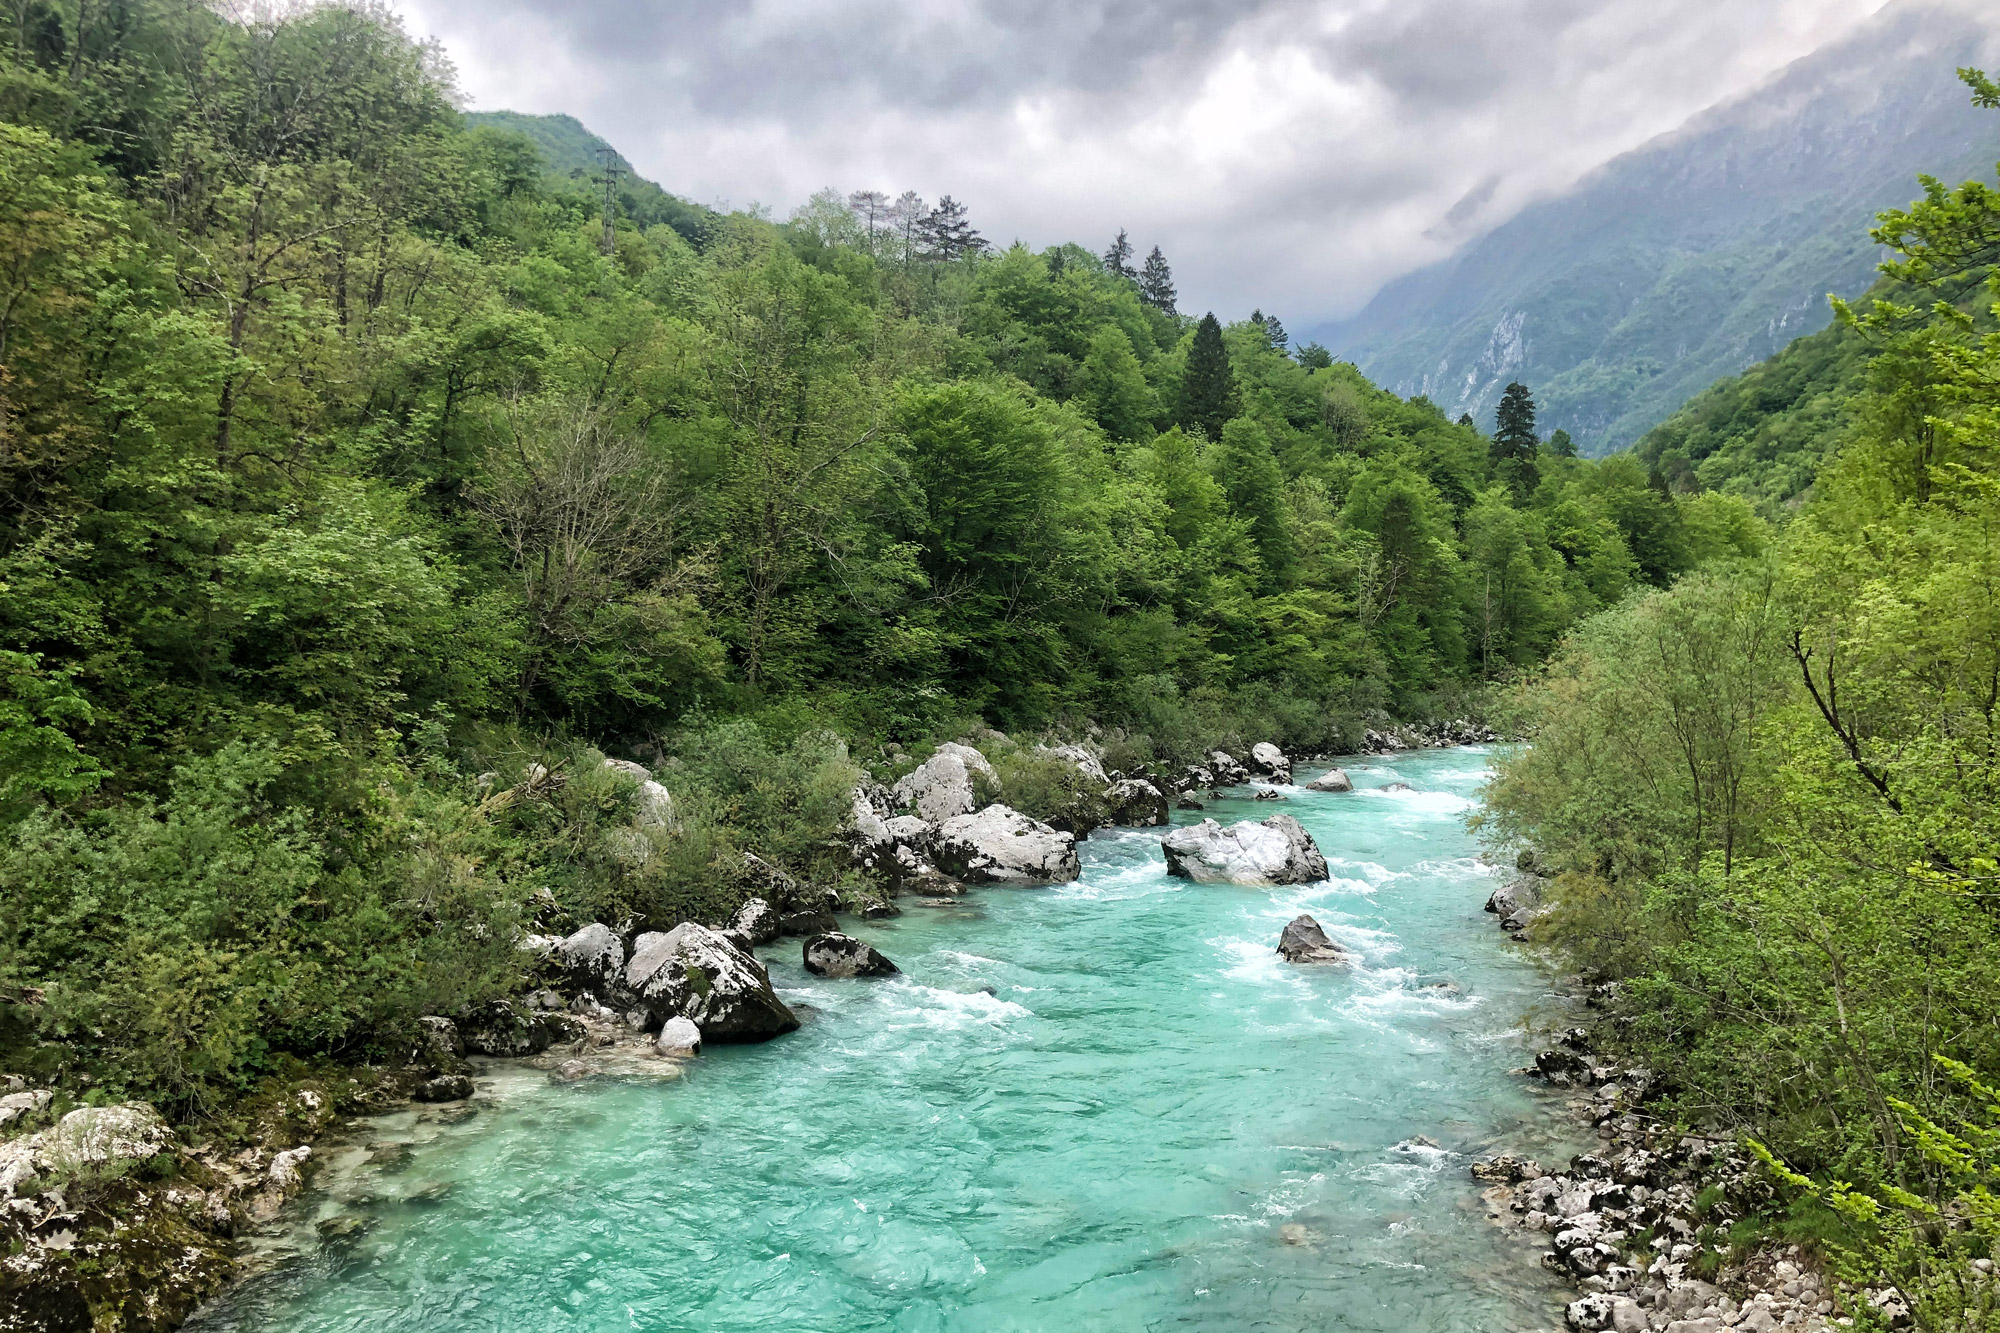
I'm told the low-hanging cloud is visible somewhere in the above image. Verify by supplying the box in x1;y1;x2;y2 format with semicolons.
398;0;1899;324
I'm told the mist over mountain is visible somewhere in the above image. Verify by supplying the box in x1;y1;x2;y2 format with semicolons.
1311;0;1999;456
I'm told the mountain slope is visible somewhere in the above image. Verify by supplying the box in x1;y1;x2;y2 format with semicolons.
1312;0;1998;456
464;109;712;240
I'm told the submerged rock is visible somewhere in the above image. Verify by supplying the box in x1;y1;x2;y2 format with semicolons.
1276;914;1348;964
802;932;901;978
1305;768;1354;793
1105;778;1170;826
624;923;800;1042
932;804;1081;883
1160;814;1328;886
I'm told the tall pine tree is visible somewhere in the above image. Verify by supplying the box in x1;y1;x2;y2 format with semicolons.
1139;246;1176;312
1177;313;1238;440
1491;381;1540;496
1103;229;1134;279
922;196;984;261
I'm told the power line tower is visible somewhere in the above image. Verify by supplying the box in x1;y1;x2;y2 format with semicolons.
596;146;622;255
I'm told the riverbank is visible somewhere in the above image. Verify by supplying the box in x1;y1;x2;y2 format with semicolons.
1465;868;1874;1333
7;735;1545;1332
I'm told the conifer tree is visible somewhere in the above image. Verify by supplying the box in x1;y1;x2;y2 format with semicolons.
1103;229;1134;279
847;189;889;253
1546;427;1577;457
1265;313;1288;351
1294;341;1333;370
922;196;984;261
1493;382;1538;459
1177;313;1238;440
1492;382;1540;496
1139;246;1176;312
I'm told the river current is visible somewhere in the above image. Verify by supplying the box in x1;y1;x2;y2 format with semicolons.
194;747;1578;1332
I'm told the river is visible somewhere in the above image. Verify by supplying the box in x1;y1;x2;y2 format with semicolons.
191;747;1579;1332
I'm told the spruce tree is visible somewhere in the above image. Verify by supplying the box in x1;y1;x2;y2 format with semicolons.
1493;382;1538;460
1103;229;1134;279
1265;313;1288;352
1294;341;1333;370
1177;313;1238;440
1139;246;1176;312
1547;428;1577;458
1492;382;1540;496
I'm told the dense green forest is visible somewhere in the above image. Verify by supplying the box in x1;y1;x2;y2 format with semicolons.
1486;69;2000;1328
0;3;1757;1115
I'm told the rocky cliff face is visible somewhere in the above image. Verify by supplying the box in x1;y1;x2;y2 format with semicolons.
1313;0;2000;455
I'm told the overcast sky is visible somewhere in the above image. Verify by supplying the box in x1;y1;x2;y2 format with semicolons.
398;0;1898;325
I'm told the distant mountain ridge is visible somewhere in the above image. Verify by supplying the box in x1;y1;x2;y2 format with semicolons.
1311;0;1999;456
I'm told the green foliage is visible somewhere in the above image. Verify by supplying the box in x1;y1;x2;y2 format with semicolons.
0;0;1778;1124
1487;71;2000;1323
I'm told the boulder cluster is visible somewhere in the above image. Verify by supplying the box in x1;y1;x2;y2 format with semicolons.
1485;849;1552;933
1358;719;1499;753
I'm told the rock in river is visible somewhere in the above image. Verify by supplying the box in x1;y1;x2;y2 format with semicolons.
1248;741;1292;782
1304;767;1354;793
1160;814;1328;886
655;1016;703;1056
932;804;1081;883
624;923;800;1042
729;896;781;945
803;932;900;978
1276;914;1348;964
1105;777;1170;827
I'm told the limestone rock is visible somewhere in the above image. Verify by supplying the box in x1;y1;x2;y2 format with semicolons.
1248;741;1292;782
413;1074;473;1103
1276;914;1348;964
892;743;997;823
624;923;800;1042
553;922;625;999
1104;778;1170;827
1160;814;1328;886
1305;768;1354;793
932;804;1081;883
0;1088;51;1130
1208;751;1251;785
1043;743;1109;785
459;999;573;1057
40;1103;173;1170
779;909;838;937
655;1016;703;1056
803;932;901;978
729;897;781;946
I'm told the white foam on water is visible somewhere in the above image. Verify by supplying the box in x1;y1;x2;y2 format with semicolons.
1361;787;1476;817
870;980;1032;1032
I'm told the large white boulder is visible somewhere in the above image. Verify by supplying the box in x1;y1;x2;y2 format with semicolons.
1248;742;1292;782
624;923;800;1042
1160;814;1328;885
38;1103;174;1172
892;743;996;823
1305;767;1354;793
1208;751;1251;785
932;804;1080;883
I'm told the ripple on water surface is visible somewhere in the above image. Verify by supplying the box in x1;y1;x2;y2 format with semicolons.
191;748;1577;1333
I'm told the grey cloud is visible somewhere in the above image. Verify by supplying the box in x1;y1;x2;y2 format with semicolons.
402;0;1895;320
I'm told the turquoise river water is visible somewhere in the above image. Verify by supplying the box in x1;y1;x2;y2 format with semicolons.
191;747;1582;1332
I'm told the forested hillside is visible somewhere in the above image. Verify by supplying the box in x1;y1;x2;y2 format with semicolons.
1318;0;1998;457
1486;68;2000;1329
0;3;1753;1117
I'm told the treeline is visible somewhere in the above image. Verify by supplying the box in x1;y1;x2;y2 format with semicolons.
0;1;1747;1111
1485;69;2000;1327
